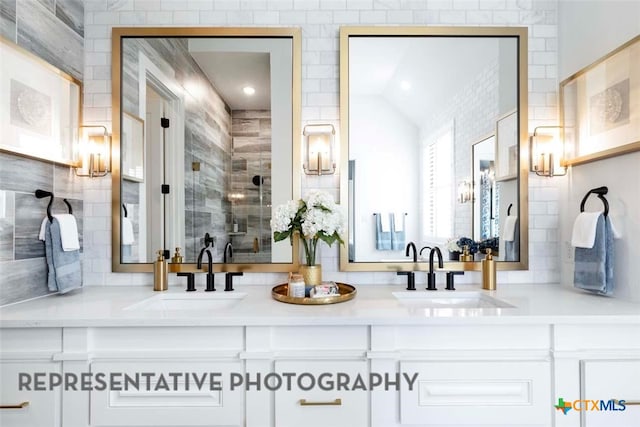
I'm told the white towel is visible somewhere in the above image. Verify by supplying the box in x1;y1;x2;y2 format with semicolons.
122;217;135;245
571;212;602;248
503;215;518;242
39;214;80;251
380;213;391;232
394;212;404;232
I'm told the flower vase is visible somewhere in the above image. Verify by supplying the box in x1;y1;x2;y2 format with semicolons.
300;265;322;286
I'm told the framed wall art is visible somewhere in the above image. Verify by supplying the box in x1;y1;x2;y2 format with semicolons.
561;35;640;166
0;37;81;166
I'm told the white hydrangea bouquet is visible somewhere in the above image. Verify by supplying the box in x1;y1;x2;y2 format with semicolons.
271;190;345;266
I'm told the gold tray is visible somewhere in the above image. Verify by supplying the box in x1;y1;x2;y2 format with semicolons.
271;283;356;305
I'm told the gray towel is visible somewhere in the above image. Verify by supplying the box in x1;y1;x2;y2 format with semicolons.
390;213;406;251
504;218;519;261
574;214;614;295
44;218;82;294
375;213;391;250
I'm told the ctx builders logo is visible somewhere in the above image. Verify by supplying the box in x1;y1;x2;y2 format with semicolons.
555;397;627;415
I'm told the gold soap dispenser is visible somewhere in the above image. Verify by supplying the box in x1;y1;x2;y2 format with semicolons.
153;250;168;291
481;248;497;290
171;247;183;264
460;245;473;262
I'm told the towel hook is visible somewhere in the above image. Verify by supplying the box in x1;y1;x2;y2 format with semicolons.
580;186;609;217
507;203;513;216
35;189;54;223
122;203;128;218
63;199;73;215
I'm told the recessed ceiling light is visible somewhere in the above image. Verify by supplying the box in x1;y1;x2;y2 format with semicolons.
400;81;411;91
243;86;255;96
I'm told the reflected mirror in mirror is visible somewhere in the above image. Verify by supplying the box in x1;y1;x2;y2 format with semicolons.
112;28;301;272
340;27;528;271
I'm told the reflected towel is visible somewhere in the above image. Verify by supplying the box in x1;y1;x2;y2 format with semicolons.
394;212;404;232
122;217;135;245
39;214;80;251
375;213;392;250
380;213;391;232
503;215;518;242
390;213;406;251
504;218;519;262
573;214;614;295
44;218;82;294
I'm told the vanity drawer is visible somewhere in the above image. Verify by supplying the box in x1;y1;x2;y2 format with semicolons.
274;360;368;427
582;359;640;427
0;361;61;427
400;360;550;426
89;360;243;427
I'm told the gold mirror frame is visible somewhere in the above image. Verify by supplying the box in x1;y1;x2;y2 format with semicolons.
111;27;301;273
339;26;529;272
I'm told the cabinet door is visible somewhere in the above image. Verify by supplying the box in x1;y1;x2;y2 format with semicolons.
274;360;368;427
89;360;243;427
0;361;61;427
400;360;550;426
582;359;640;427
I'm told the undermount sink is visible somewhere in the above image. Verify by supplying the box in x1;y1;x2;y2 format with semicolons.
124;292;247;311
392;291;514;309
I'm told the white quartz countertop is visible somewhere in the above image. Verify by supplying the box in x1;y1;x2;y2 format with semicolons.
1;283;639;328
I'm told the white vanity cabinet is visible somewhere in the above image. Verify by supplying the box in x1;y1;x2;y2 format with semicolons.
581;359;640;427
0;328;63;427
369;324;553;427
553;324;640;427
260;326;370;427
274;359;369;427
3;318;640;427
62;326;246;427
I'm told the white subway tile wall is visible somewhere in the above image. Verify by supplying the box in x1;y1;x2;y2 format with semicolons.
82;0;560;286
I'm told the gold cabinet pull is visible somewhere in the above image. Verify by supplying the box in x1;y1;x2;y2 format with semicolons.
615;399;640;406
299;398;342;406
0;401;29;409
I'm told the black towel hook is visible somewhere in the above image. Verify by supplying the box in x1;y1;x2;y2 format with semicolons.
580;186;609;217
507;203;513;216
35;189;54;222
122;203;128;218
63;199;73;215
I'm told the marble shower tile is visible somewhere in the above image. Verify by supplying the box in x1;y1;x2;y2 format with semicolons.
17;0;83;80
0;0;16;41
54;164;83;199
122;179;141;204
232;136;271;153
232;118;260;136
14;192;48;259
0;152;53;193
0;190;15;261
0;257;50;306
55;0;84;37
34;0;54;12
232;110;271;119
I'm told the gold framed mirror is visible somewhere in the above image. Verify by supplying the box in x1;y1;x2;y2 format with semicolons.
111;27;301;273
339;26;528;272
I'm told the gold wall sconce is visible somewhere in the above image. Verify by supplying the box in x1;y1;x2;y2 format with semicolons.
529;125;567;177
303;124;336;175
74;125;111;178
458;180;473;203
